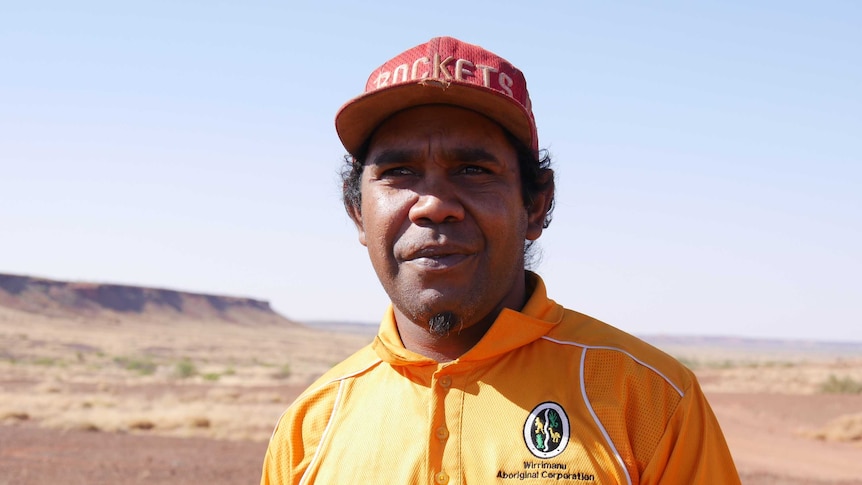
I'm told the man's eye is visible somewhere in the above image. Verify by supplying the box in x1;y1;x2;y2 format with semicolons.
462;165;490;175
381;167;414;177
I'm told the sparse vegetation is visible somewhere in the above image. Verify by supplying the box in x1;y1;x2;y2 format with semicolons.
190;417;211;428
802;413;862;442
1;411;30;421
676;356;700;369
73;422;101;432
272;363;292;380
0;271;379;452
129;419;156;430
175;358;198;379
675;357;738;370
761;361;797;368
33;357;61;367
675;357;797;371
819;374;862;394
114;356;158;375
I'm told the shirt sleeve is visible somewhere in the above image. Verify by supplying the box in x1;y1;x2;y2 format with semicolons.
260;420;292;485
640;378;740;484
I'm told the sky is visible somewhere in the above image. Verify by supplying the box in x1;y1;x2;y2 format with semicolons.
1;1;860;342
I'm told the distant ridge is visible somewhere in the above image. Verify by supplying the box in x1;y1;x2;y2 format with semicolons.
643;333;862;360
0;273;295;325
643;334;862;350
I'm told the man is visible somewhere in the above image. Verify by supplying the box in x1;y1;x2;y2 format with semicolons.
261;37;740;484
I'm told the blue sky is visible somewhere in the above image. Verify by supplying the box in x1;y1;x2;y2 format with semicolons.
1;1;860;341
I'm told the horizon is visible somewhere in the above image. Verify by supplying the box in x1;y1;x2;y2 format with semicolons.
2;2;860;342
4;268;862;347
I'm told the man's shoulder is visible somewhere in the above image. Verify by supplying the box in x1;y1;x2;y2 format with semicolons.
543;307;696;393
272;342;380;425
301;342;382;395
547;307;659;352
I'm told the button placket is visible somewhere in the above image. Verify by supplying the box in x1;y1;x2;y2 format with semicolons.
435;374;451;443
439;375;452;388
431;366;459;485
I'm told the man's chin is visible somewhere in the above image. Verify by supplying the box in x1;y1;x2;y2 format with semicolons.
428;311;460;337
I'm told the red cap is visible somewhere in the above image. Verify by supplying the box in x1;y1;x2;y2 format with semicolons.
335;36;538;155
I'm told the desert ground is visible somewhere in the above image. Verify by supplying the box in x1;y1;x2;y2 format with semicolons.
1;305;861;484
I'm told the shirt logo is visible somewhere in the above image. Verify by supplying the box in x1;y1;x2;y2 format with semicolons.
523;402;570;459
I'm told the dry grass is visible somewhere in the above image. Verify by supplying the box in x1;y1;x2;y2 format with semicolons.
687;357;862;395
4;303;862;441
0;305;372;441
4;303;862;484
800;413;862;442
819;374;862;394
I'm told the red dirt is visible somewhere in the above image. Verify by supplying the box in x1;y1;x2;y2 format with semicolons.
0;422;267;485
3;391;862;484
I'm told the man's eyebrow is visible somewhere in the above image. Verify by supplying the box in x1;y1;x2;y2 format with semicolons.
444;147;500;164
369;149;420;167
369;147;501;166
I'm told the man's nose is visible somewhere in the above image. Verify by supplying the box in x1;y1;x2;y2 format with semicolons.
408;176;465;225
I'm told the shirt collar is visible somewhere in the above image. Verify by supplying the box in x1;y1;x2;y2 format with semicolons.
371;272;564;366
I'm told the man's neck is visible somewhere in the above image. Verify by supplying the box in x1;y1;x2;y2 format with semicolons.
393;310;496;362
392;273;537;362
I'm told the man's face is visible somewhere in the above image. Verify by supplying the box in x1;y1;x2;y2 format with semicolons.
352;105;546;332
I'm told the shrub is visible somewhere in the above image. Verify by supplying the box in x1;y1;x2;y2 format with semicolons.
820;374;862;394
272;363;292;380
175;358;198;379
128;419;155;430
675;357;699;370
114;356;157;375
33;357;60;367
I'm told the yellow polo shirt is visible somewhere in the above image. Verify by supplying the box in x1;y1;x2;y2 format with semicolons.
261;275;739;484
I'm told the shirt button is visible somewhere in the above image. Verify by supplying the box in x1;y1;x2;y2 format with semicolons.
435;471;449;484
439;375;452;388
435;427;449;440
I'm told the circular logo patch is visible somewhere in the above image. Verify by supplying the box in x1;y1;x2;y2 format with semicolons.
523;401;570;459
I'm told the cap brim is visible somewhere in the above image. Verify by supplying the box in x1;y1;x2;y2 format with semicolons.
335;81;535;156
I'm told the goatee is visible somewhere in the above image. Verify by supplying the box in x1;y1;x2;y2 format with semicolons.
428;311;459;337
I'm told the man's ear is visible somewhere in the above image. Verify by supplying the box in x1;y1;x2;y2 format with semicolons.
525;169;555;241
348;203;367;247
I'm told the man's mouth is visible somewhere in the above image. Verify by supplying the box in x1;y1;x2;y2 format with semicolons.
402;245;472;269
